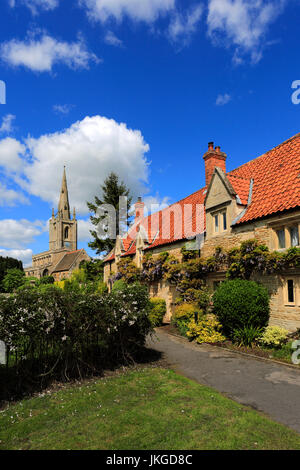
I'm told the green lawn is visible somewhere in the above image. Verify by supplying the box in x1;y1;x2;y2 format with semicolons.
1;367;300;450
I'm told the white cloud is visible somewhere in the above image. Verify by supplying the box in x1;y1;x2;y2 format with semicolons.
80;0;175;23
0;137;25;172
53;104;74;115
0;219;45;249
11;115;150;215
0;183;29;206
0;31;99;72
207;0;286;63
168;4;203;45
0;248;33;267
9;0;58;14
104;31;123;47
77;218;93;242
215;93;231;105
0;114;16;134
143;194;171;214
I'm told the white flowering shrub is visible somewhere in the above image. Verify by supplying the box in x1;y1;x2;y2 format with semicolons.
0;283;152;400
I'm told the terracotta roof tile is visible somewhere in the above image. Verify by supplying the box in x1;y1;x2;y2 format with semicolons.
229;132;300;224
227;175;251;205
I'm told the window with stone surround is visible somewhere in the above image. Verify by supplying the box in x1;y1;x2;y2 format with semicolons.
285;278;297;306
213;209;228;235
277;229;285;249
214;214;219;233
287;280;295;303
275;224;300;250
290;226;299;247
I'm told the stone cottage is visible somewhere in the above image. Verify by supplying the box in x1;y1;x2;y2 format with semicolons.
104;133;300;331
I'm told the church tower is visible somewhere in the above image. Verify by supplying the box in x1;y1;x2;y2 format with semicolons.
49;167;77;252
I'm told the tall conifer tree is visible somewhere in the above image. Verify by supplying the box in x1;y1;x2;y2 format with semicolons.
87;172;132;255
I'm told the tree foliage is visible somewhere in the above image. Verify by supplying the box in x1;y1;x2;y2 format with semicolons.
87;172;132;255
79;258;104;281
0;256;23;288
2;268;25;293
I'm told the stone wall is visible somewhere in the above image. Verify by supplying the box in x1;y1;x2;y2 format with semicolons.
201;222;270;257
149;279;178;322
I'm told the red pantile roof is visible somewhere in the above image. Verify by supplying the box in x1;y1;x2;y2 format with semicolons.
229;132;300;224
227;175;251;206
104;132;300;261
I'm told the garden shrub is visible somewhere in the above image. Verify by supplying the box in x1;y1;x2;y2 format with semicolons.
176;320;190;338
173;302;199;325
2;268;25;293
0;282;152;401
233;326;264;347
54;280;66;290
112;279;127;292
38;275;55;285
96;281;108;295
259;325;289;348
186;315;225;344
149;297;166;326
271;341;294;361
172;302;200;337
213;279;270;340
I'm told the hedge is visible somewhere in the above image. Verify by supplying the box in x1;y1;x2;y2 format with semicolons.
0;283;152;402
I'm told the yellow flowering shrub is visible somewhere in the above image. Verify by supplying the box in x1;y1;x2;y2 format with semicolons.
186;315;225;344
54;280;66;290
173;302;199;324
259;325;289;348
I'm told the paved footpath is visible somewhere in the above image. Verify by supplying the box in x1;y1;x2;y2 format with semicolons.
146;328;300;433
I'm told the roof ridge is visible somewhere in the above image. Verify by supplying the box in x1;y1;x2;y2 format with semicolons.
228;132;300;175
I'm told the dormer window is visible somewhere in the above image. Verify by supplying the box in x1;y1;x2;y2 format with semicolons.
213;209;228;235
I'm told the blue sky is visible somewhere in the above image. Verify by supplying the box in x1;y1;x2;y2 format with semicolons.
0;0;300;266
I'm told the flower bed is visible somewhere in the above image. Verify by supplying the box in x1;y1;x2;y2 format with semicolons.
161;324;299;366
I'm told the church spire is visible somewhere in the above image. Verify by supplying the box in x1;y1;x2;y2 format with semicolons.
58;166;70;220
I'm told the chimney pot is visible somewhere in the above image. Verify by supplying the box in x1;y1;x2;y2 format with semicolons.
203;142;227;187
134;197;144;221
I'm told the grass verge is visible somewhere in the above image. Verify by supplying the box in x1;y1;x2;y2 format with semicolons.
1;367;300;450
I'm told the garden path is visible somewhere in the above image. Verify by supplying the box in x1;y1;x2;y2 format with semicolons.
147;328;300;433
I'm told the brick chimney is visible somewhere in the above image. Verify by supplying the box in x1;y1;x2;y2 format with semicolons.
134;197;144;220
203;142;227;187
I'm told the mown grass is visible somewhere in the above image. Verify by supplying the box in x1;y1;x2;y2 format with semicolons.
1;367;300;450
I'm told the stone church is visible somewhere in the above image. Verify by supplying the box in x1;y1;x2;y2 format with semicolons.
25;168;90;281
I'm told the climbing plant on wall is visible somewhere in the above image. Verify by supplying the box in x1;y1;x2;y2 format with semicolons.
111;239;300;294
